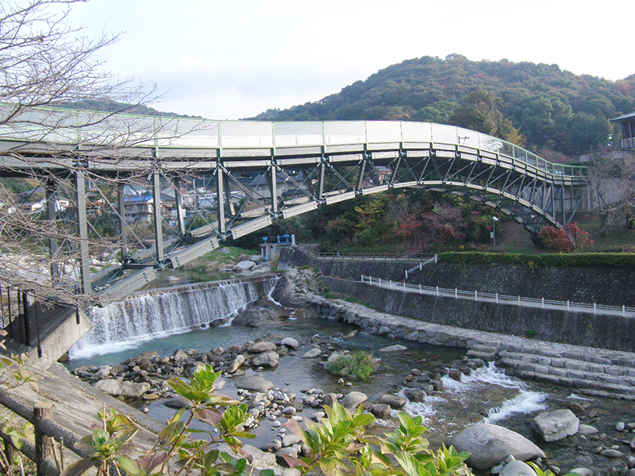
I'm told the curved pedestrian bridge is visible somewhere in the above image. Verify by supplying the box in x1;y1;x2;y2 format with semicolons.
0;107;588;297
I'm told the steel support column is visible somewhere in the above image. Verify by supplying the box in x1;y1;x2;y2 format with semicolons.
268;162;278;214
45;177;60;282
152;172;164;263
216;168;226;234
74;170;90;294
318;157;326;200
173;176;186;236
117;182;128;263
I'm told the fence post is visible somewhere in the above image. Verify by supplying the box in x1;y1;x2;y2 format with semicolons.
436;286;439;296
455;288;458;299
623;305;626;317
378;277;381;285
496;293;499;303
434;255;438;263
594;303;597;315
517;295;520;304
419;263;422;271
419;284;422;292
567;300;570;312
475;290;478;301
34;402;55;476
405;271;408;280
542;297;545;309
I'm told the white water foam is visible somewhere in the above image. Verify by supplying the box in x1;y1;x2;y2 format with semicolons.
484;389;547;424
401;363;546;424
70;278;277;359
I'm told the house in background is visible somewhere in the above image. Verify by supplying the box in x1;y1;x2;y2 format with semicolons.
611;112;635;149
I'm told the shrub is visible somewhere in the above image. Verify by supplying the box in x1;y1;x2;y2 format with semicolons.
327;350;378;380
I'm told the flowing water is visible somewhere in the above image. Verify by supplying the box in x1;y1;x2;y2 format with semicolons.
68;278;635;473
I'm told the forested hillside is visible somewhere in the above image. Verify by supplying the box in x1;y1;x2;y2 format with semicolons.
252;55;635;158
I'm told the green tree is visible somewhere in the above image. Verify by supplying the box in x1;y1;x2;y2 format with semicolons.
448;88;514;138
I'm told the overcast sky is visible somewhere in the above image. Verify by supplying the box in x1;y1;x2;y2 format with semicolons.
67;0;634;120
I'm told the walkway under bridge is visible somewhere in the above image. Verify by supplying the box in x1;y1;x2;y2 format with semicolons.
0;108;588;300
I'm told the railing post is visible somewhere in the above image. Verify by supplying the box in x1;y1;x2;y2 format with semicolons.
475;290;478;301
517;295;520;304
419;284;422;292
419;263;422;271
434;255;438;263
542;297;545;309
623;305;626;317
436;286;439;296
496;293;499;304
378;277;381;285
34;402;55;476
567;301;570;312
455;288;458;299
594;303;597;315
405;271;408;280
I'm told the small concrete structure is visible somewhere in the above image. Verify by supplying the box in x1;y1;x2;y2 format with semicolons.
260;234;295;262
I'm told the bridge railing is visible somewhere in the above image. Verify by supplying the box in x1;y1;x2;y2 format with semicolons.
0;106;588;178
360;275;635;318
316;252;432;262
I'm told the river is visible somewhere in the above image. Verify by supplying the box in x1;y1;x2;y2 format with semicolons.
67;276;635;474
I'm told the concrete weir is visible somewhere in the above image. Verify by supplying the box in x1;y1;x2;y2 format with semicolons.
303;292;635;400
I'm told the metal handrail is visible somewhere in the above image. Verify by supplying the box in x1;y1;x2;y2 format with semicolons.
316;252;432;262
405;255;438;279
359;275;635;318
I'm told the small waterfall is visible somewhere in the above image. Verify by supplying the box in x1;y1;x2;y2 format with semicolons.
71;277;278;358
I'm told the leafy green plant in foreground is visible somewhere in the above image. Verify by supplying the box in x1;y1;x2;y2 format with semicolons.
61;364;473;475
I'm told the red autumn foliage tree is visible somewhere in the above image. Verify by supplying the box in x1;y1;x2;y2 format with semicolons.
538;221;592;252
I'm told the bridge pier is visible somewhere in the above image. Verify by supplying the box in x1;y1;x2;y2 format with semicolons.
151;171;164;264
74;170;90;294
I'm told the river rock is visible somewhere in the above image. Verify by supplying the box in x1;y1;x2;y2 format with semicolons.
302;348;322;359
500;460;537;476
379;344;407;352
531;409;579;442
234;375;274;392
450;423;546;470
371;403;392;419
173;349;189;362
281;337;300;349
234;260;255;271
341;391;367;410
94;379;151;398
404;388;426;402
379;393;407;409
249;342;278;353
600;449;624;458
93;365;111;380
578;424;599;436
569;469;593;476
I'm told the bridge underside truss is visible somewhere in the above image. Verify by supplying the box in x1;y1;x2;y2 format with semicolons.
0;138;587;300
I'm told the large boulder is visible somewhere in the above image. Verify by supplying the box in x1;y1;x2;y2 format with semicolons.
340;391;368;410
232;303;286;327
379;393;407;409
249;342;277;353
281;337;300;349
531;409;579;442
450;423;546;470
251;351;280;369
94;379;151;398
234;375;274;392
302;348;322;359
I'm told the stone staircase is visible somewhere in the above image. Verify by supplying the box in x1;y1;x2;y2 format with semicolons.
467;342;635;400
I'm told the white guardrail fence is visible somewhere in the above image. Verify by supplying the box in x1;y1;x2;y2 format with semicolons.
360;275;635;318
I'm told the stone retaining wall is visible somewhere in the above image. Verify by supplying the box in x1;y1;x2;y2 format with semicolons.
320;276;635;352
